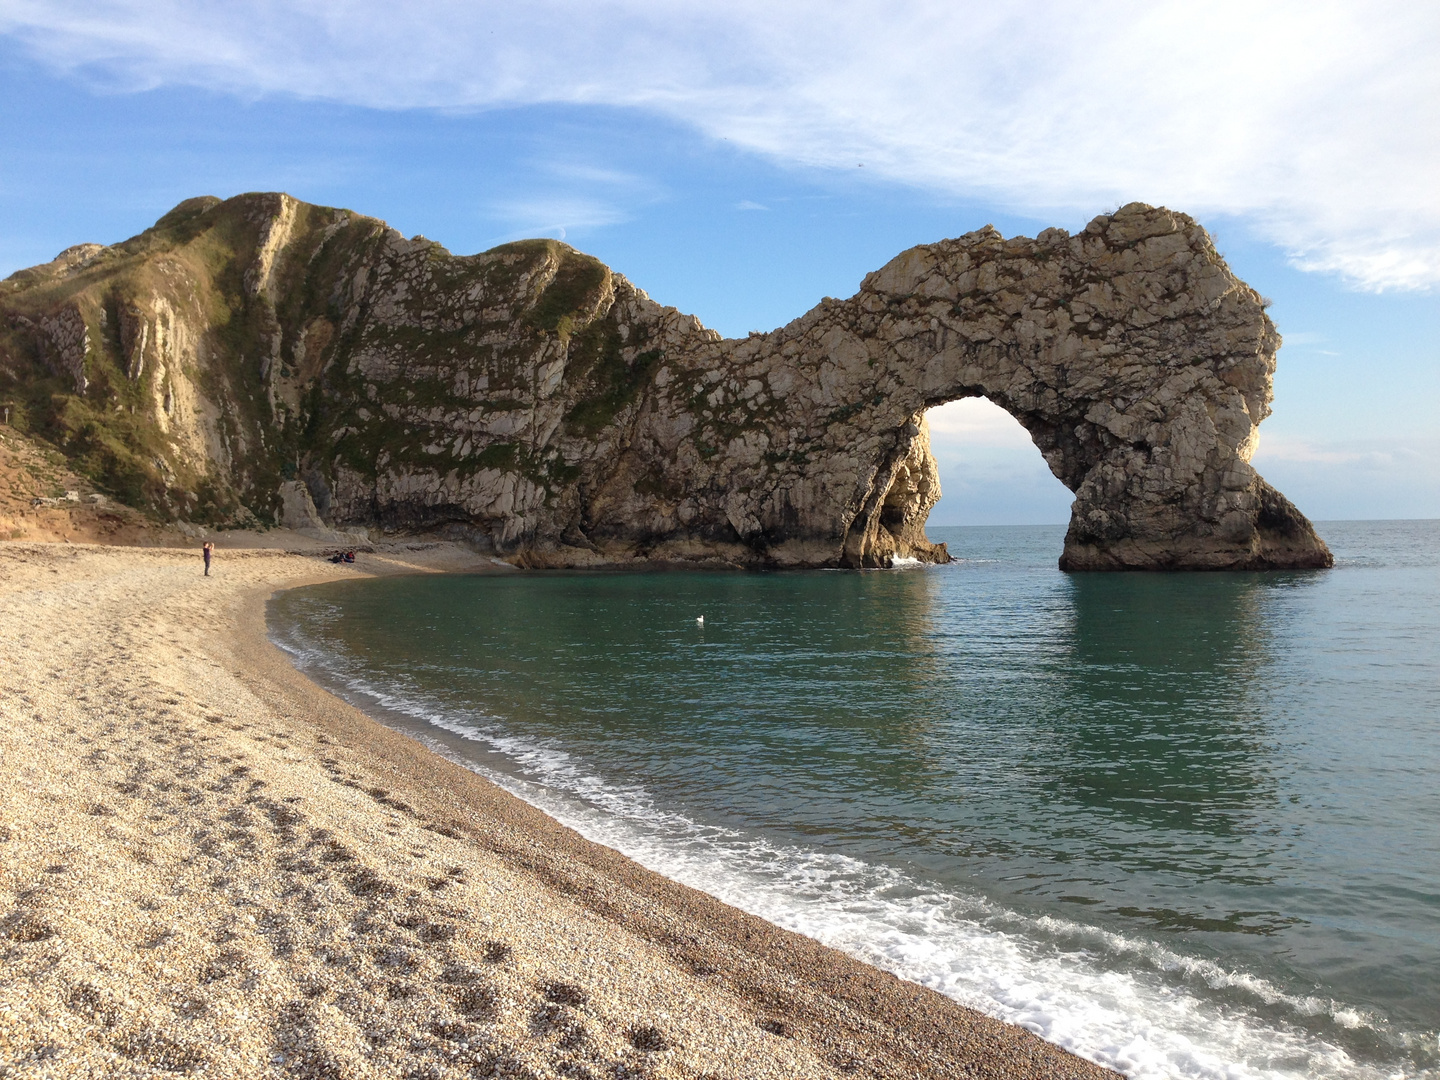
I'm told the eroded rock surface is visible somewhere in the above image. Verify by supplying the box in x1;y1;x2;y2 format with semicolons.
0;193;1331;569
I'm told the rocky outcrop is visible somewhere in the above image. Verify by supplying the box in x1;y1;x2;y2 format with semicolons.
0;193;1331;570
38;305;91;394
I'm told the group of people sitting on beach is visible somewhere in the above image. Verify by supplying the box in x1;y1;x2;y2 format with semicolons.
328;550;357;564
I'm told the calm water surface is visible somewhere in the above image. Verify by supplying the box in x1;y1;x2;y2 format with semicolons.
270;520;1440;1080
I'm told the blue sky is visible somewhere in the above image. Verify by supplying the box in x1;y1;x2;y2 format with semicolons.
1;2;1435;523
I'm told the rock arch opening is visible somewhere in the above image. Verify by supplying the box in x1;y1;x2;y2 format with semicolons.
922;398;1074;529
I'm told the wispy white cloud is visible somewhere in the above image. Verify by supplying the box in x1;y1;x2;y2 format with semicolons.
1251;434;1440;518
1277;332;1341;356
1251;433;1440;471
482;157;660;240
1255;437;1397;469
484;194;631;241
1;0;1435;289
735;200;768;211
538;162;655;192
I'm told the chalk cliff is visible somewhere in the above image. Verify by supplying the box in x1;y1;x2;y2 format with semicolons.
0;193;1331;569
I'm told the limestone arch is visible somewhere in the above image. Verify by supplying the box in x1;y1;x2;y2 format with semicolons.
695;203;1332;571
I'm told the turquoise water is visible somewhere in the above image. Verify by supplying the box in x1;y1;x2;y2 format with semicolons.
269;521;1440;1080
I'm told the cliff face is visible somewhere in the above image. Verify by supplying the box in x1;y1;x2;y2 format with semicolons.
0;193;1331;570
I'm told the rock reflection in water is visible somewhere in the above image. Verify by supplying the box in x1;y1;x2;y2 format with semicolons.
1044;572;1281;832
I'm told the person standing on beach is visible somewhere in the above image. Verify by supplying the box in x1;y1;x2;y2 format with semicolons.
202;541;214;576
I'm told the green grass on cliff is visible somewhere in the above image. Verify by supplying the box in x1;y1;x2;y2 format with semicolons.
518;242;609;341
1;194;665;528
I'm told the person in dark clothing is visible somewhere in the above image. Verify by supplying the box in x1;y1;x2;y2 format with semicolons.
202;541;214;576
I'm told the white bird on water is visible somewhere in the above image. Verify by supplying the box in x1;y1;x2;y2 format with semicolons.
695;615;704;626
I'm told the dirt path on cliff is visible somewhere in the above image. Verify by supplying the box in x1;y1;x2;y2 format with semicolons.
0;542;1118;1080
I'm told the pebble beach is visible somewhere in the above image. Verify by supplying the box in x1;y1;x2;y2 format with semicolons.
0;540;1118;1080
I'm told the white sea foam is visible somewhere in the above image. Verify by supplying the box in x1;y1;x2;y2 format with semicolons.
271;624;1433;1080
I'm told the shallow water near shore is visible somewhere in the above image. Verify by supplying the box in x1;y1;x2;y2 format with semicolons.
270;520;1440;1080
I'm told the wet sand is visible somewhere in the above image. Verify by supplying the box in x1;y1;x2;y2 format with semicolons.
0;540;1118;1079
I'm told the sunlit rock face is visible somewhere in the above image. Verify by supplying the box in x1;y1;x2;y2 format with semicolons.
0;194;1330;570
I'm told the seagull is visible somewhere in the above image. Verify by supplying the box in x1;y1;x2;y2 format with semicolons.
696;615;704;626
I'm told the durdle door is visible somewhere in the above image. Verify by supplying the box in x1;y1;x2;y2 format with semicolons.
0;193;1331;570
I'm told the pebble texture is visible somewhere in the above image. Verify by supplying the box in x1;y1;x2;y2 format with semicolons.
0;194;1330;569
0;542;1121;1080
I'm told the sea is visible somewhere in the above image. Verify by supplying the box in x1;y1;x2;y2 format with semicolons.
268;520;1440;1080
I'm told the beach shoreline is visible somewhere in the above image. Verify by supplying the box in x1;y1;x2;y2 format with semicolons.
0;539;1118;1079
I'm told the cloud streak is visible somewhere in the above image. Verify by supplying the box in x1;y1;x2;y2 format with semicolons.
1253;434;1437;470
2;0;1435;289
483;195;633;242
